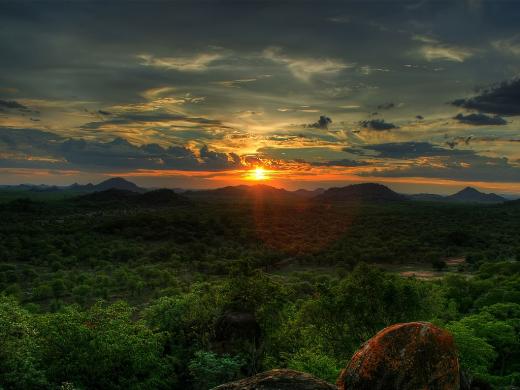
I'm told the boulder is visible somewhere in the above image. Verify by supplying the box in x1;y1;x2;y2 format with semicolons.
337;322;460;390
211;369;336;390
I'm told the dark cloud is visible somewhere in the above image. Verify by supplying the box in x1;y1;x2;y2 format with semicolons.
199;145;241;170
363;155;520;182
359;119;397;131
445;136;472;149
377;102;395;110
0;99;28;110
81;111;224;130
452;78;520;116
348;141;520;182
308;115;332;130
453;112;507;126
1;1;520;187
0;128;243;172
344;142;471;159
446;135;520;148
267;131;339;144
311;159;366;167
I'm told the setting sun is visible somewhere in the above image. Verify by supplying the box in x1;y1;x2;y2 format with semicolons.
252;167;267;181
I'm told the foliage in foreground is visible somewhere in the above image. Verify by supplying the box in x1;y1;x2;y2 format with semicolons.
0;261;518;389
0;197;519;388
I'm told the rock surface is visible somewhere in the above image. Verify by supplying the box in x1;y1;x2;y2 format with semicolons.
337;321;459;390
212;369;336;390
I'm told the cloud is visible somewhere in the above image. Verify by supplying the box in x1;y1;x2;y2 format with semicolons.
413;35;474;62
213;75;271;88
344;142;470;159
0;99;28;110
137;52;223;71
80;111;223;130
359;66;390;75
213;78;258;88
346;141;520;182
141;86;177;100
359;119;397;131
263;46;351;81
266;130;339;145
492;35;520;56
377;102;395;110
363;154;520;182
307;115;332;130
311;159;366;167
0;128;244;172
338;105;361;110
452;78;520;116
419;45;473;62
454;112;507;125
328;15;350;23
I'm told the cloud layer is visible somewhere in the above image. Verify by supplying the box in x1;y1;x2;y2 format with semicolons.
1;1;520;189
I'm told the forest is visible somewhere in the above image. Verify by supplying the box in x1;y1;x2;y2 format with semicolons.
0;189;519;389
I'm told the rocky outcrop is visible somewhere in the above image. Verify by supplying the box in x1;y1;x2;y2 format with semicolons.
337;322;459;390
213;322;460;390
212;369;336;390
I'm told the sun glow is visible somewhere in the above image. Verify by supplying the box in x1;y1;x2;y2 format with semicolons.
252;167;268;181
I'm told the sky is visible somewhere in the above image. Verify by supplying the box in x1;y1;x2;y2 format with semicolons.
1;0;520;193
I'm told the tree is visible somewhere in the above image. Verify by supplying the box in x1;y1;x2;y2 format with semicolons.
286;348;341;384
0;296;47;388
432;260;447;272
188;351;244;390
446;322;496;376
36;301;171;389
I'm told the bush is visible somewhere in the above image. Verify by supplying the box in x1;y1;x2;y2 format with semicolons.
188;351;244;390
286;348;340;384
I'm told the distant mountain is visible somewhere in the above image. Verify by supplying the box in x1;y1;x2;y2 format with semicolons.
292;188;325;198
445;187;505;203
0;183;60;192
76;188;188;207
315;183;407;202
69;182;95;191
185;184;297;201
408;193;446;202
90;177;146;193
67;177;145;193
137;189;189;206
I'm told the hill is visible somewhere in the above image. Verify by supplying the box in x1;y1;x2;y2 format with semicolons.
445;187;505;203
315;183;407;202
185;184;297;201
292;188;325;198
407;193;446;202
75;188;140;204
71;177;146;193
75;188;188;207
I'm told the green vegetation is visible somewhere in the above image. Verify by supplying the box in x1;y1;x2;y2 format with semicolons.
0;192;519;388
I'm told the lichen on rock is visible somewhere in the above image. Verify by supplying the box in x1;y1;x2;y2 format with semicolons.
337;322;459;390
213;322;461;390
